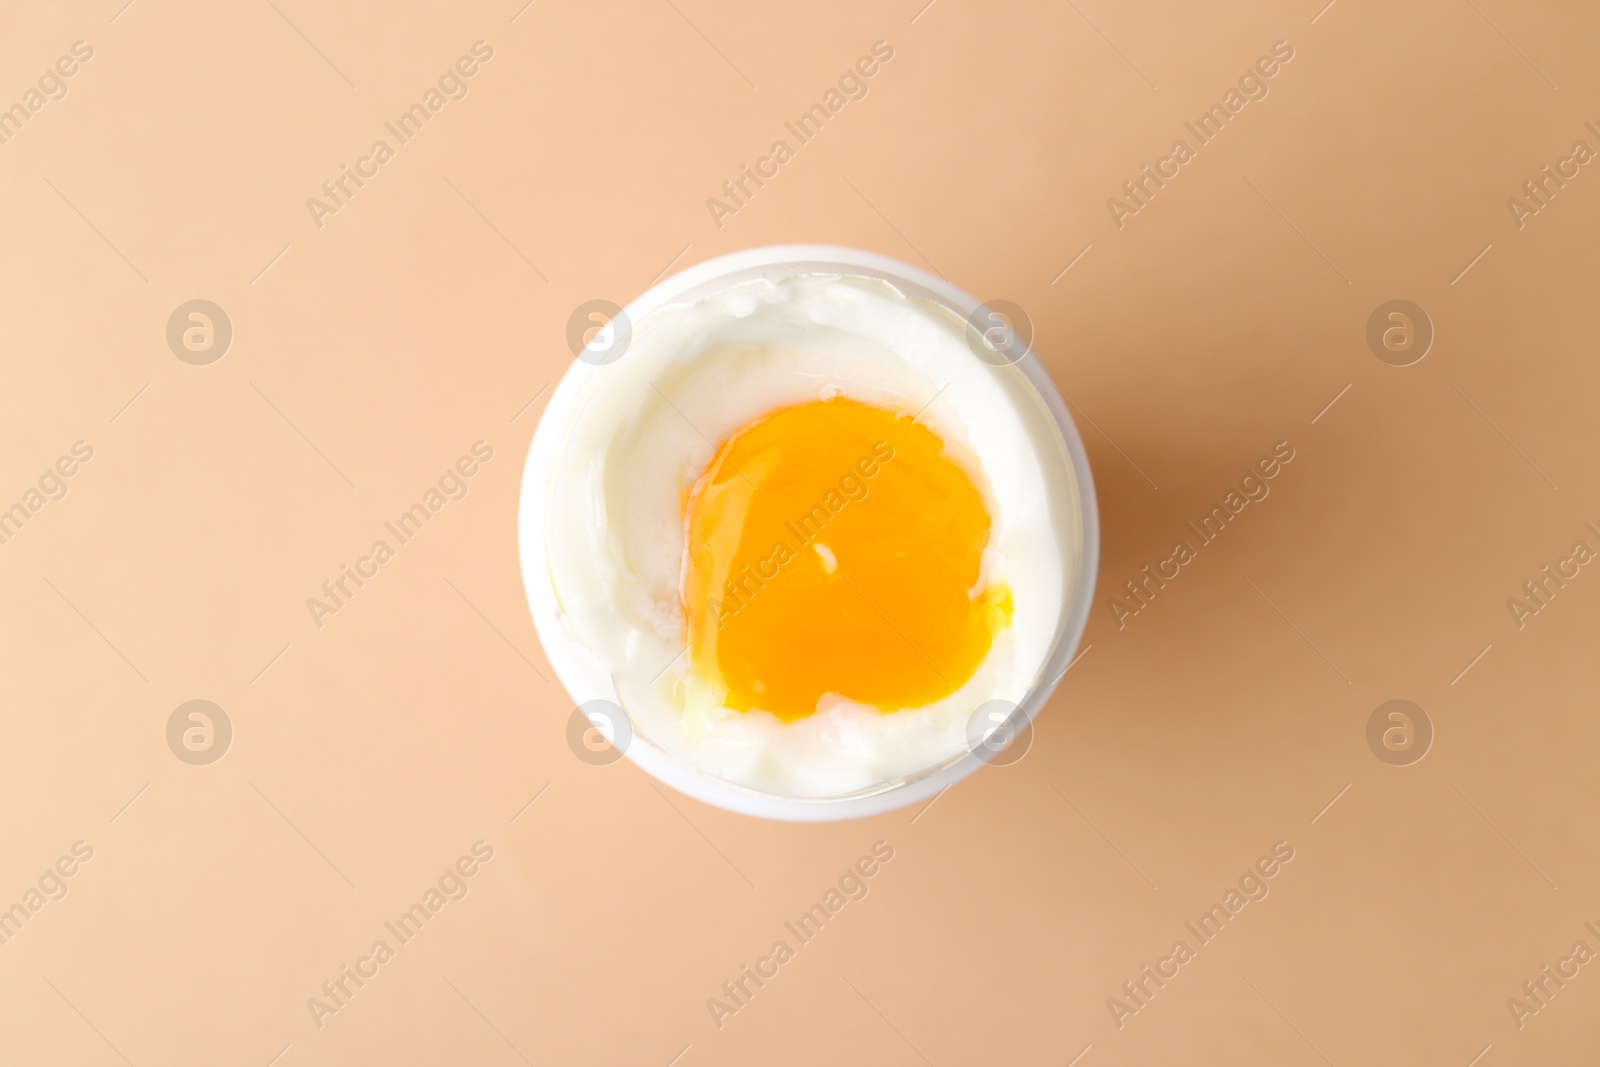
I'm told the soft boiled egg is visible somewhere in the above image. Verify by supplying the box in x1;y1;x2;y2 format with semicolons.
540;271;1081;798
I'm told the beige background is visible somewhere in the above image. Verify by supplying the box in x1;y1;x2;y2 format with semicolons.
2;0;1598;1063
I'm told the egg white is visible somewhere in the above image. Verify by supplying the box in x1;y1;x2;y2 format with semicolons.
544;274;1078;797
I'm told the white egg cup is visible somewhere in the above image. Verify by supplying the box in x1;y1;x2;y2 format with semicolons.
518;245;1099;821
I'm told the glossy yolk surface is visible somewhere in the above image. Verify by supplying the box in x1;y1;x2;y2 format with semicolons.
681;397;1011;721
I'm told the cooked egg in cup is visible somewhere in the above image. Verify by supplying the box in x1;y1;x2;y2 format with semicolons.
520;247;1097;820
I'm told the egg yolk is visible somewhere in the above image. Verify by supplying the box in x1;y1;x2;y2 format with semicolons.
681;396;1011;721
